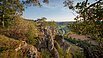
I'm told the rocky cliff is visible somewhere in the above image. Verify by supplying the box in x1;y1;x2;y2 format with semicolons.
0;18;72;58
36;20;71;58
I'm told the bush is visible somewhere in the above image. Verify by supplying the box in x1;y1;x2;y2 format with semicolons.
0;35;25;58
41;49;51;58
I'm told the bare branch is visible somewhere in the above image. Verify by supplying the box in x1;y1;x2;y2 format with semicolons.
82;0;102;13
85;0;88;6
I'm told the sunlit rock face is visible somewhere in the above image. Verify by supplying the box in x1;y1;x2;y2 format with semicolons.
38;26;59;58
0;35;41;58
36;20;71;58
35;19;59;58
15;41;39;58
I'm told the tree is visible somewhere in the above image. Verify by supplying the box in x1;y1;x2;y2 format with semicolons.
0;0;24;27
65;0;103;45
0;0;49;27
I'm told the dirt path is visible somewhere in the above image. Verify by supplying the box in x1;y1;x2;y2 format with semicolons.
68;34;90;40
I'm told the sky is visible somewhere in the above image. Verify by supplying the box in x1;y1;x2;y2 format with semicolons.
23;0;95;22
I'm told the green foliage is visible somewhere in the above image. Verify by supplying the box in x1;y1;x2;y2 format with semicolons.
55;41;64;58
55;40;72;58
0;17;40;52
48;21;57;27
74;50;86;58
0;0;49;27
66;0;103;46
0;35;21;50
64;38;86;58
65;38;103;58
27;29;38;46
0;35;24;58
41;49;51;58
26;20;39;45
0;0;24;27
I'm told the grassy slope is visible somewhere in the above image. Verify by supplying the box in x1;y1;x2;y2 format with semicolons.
0;18;85;58
0;35;23;58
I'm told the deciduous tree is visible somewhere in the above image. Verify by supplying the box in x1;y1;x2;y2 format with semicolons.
65;0;103;45
0;0;49;27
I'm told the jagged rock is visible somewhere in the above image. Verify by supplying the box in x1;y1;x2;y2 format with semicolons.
15;41;39;58
50;48;59;58
36;20;71;58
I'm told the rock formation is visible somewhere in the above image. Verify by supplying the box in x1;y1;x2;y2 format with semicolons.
36;20;71;58
15;41;39;58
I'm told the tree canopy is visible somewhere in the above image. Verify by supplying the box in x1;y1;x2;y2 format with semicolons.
0;0;49;27
65;0;103;46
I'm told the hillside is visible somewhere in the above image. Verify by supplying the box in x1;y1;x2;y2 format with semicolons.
0;0;103;58
0;17;84;58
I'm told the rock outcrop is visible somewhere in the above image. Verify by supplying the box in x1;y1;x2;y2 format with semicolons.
0;35;41;58
15;41;39;58
36;20;71;58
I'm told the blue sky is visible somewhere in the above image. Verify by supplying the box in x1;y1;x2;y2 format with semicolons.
23;0;95;22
